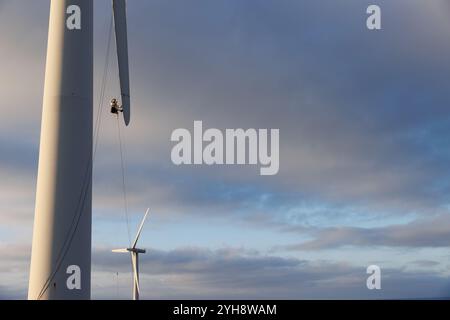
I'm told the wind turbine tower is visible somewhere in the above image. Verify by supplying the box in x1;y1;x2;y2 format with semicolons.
28;0;130;300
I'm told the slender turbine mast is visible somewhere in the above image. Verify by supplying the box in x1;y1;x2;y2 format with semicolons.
28;0;130;300
113;208;150;300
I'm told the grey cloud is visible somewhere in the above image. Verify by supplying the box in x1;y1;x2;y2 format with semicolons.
1;1;450;260
412;260;441;268
92;246;450;299
285;214;450;250
3;0;450;222
2;0;450;299
1;244;449;299
96;0;450;219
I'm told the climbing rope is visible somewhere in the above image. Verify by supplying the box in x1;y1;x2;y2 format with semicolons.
116;114;132;247
94;16;114;159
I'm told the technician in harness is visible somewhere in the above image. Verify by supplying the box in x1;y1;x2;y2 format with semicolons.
110;98;123;114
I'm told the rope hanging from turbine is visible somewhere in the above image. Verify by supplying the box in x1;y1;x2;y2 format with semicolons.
116;113;132;247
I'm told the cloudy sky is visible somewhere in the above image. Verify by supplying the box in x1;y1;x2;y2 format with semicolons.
1;0;450;299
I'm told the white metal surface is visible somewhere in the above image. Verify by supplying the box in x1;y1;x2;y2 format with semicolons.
28;0;93;300
132;208;150;248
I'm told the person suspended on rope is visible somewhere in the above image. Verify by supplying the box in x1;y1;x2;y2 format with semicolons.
110;98;123;115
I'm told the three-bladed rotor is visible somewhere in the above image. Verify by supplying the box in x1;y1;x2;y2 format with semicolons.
112;208;150;300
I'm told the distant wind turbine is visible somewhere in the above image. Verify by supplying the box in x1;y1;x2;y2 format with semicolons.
113;208;150;300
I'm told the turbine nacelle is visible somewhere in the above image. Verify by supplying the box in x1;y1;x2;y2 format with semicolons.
112;248;146;254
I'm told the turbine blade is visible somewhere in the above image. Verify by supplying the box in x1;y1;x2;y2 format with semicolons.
112;248;128;253
132;208;150;249
112;0;130;126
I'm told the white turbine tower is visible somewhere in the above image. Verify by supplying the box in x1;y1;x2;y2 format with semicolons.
28;0;130;300
113;208;150;300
